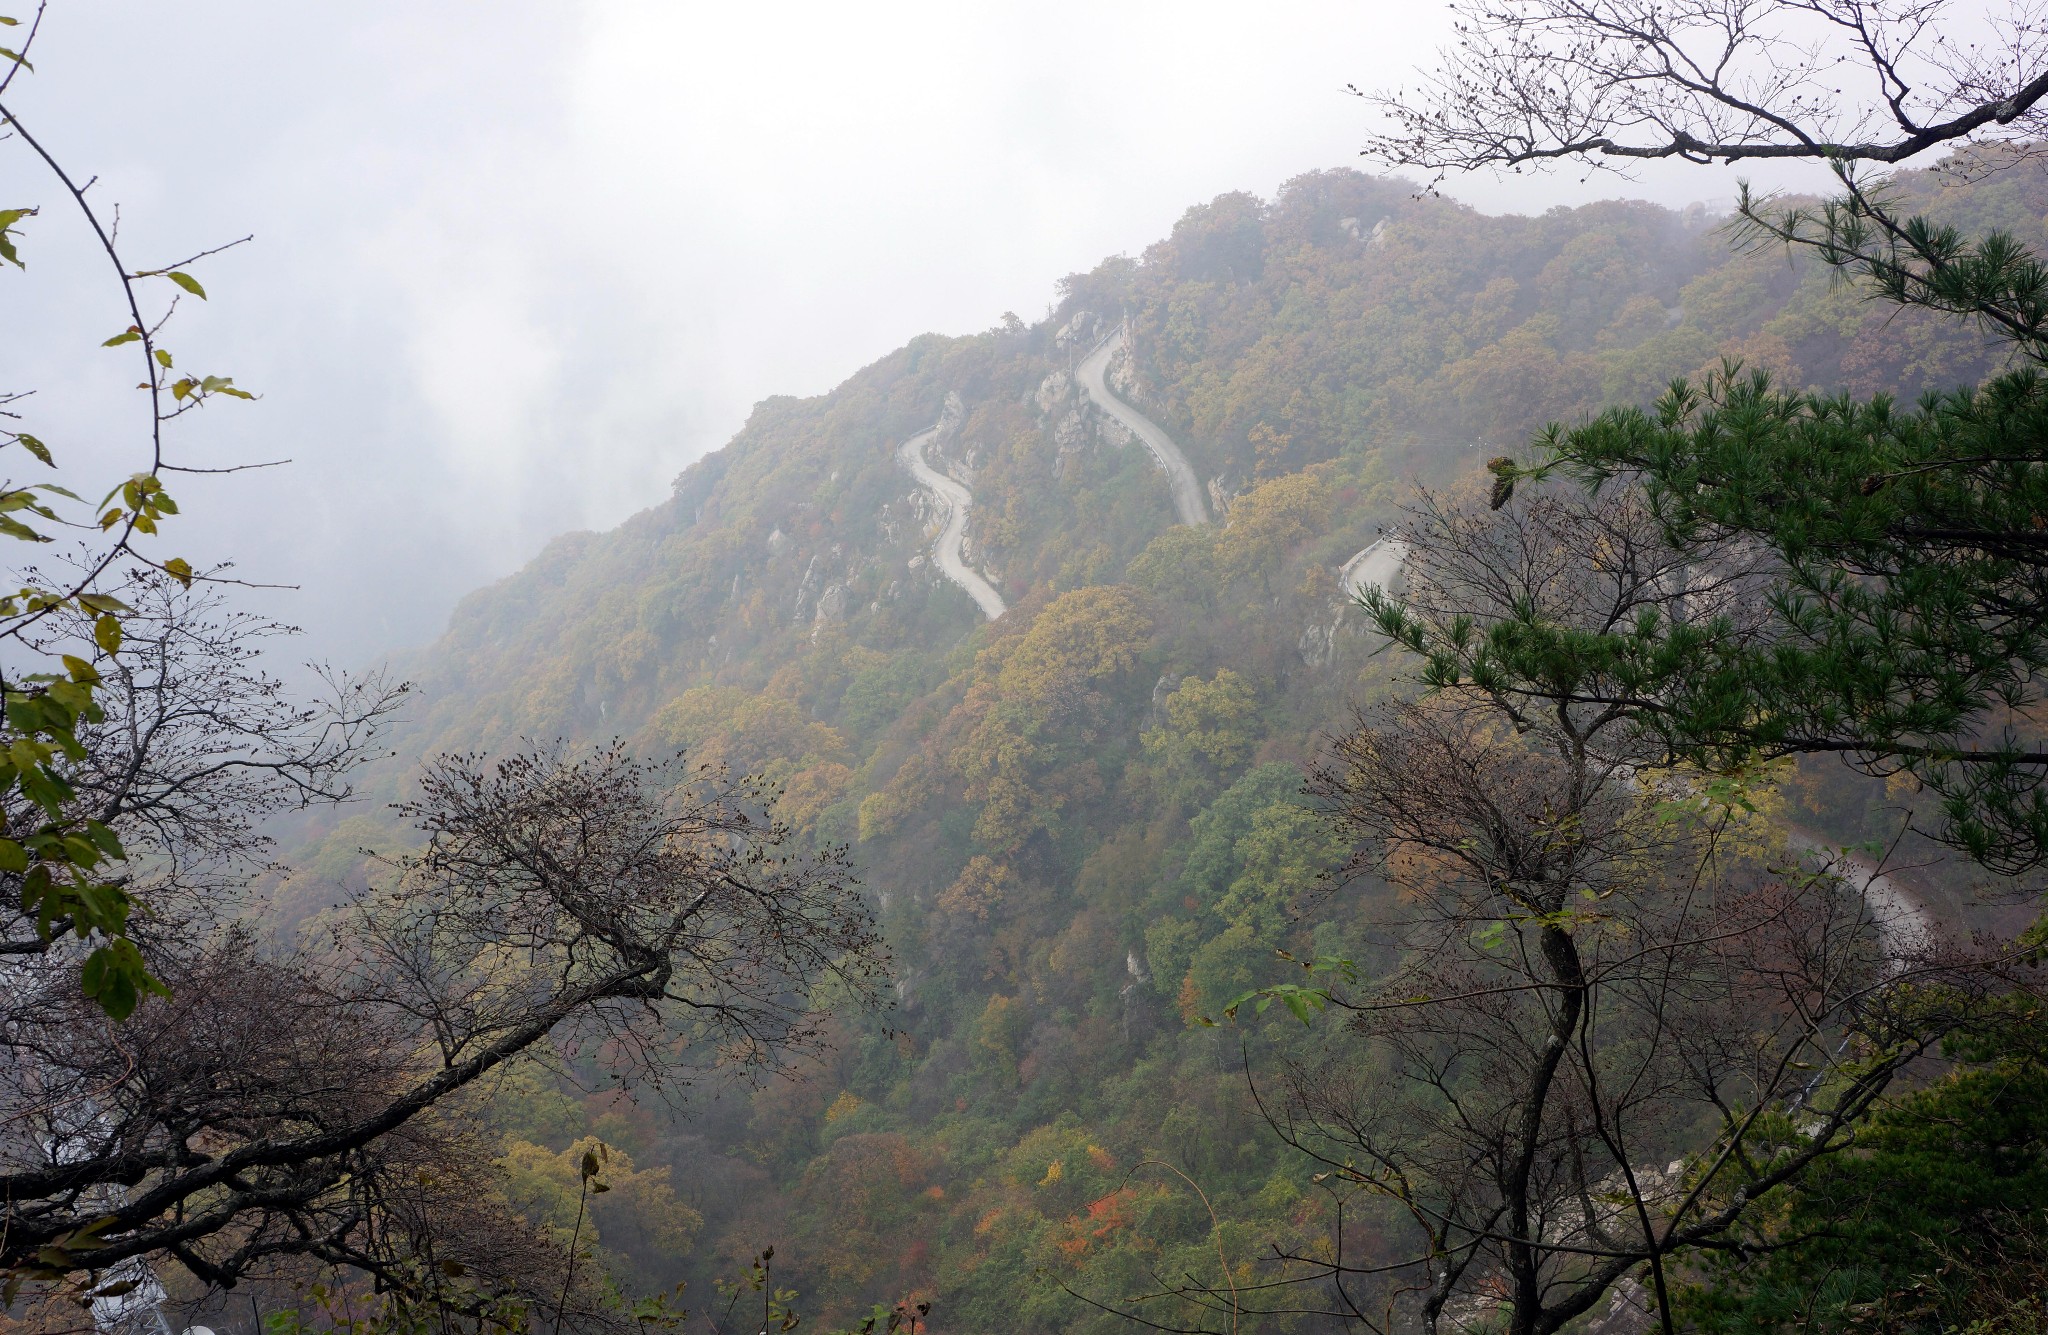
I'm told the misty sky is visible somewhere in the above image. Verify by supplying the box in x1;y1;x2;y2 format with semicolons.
0;3;1838;664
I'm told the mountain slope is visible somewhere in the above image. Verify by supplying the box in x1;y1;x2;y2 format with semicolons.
343;163;2033;1325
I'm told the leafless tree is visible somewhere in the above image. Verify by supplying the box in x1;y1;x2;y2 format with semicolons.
1360;0;2048;179
1;590;884;1329
2;931;596;1334
3;744;882;1326
1112;481;2018;1335
0;575;404;956
1277;705;1972;1335
1357;0;2048;357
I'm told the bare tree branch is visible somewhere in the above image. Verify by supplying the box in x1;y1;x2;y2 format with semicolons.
1360;0;2048;180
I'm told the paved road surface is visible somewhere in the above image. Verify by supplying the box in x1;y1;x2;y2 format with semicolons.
1784;830;1934;964
1076;329;1209;526
898;426;1007;621
1340;536;1409;602
1337;534;1934;960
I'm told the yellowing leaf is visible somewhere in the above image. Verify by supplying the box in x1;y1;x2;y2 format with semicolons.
165;271;205;299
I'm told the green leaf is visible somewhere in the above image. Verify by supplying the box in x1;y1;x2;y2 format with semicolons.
79;938;167;1020
20;863;52;916
165;271;205;299
162;557;192;587
13;432;52;466
82;821;124;860
93;613;121;655
101;328;140;347
80;946;135;1019
0;205;29;270
0;839;27;874
153;348;172;369
0;46;32;70
0;512;47;542
74;594;129;614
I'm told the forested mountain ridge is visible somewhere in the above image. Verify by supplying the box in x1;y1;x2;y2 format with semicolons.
395;165;2022;765
304;163;2034;1326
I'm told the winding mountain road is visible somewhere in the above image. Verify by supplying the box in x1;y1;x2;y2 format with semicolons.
1784;831;1934;963
1340;536;1409;602
1340;535;1934;957
899;425;1008;621
1076;327;1209;526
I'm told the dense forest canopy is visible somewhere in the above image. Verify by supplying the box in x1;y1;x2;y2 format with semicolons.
221;159;2034;1330
391;164;2026;763
13;0;2048;1325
